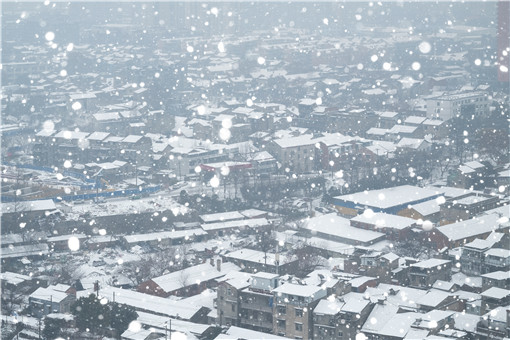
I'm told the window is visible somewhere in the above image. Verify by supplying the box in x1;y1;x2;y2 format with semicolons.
277;305;286;315
231;303;235;312
277;319;286;328
295;308;303;317
295;323;303;332
227;288;232;296
338;330;344;337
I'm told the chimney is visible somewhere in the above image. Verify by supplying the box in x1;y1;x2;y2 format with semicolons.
217;259;221;272
210;258;214;266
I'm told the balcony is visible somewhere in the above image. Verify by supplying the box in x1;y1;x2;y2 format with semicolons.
240;317;273;331
240;300;273;313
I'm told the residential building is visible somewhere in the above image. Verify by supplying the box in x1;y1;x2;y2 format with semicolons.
272;283;327;339
426;91;489;121
313;294;373;340
408;259;452;289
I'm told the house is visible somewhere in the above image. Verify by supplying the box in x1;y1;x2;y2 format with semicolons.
343;248;399;283
137;260;240;297
29;286;76;318
77;285;210;323
440;192;500;224
430;212;509;249
222;248;298;275
47;233;88;251
481;271;510;290
408;259;452;289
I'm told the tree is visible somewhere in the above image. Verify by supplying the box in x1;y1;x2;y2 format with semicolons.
286;241;327;277
43;316;67;340
109;303;137;338
72;294;110;332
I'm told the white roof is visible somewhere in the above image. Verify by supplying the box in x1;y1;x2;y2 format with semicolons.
411;258;450;269
47;233;87;243
334;185;440;210
437;213;505;242
272;282;326;298
219;326;288;340
2;199;56;214
481;270;510;280
409;199;441;216
351;212;416;230
225;248;279;266
54;130;89;140
86;132;110;141
123;135;143;143
303;213;385;243
0;271;32;285
485;248;510;258
273;134;315;148
78;286;203;320
240;209;268;218
416;290;450;307
481;287;510;300
30;287;69;303
200;211;245;223
404;116;427;125
135;311;210;335
123;229;207;244
151;262;240;293
1;244;49;259
201;218;269;232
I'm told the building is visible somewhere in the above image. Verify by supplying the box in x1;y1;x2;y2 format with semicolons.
239;272;280;333
440;192;500;224
332;185;442;217
268;134;317;173
29;286;76;318
300;213;386;246
460;237;509;276
408;259;452;289
426;91;489;121
272;282;327;339
137;260;240;297
430;212;510;249
313;294;373;340
222;248;298;275
350;212;417;241
481;270;510;290
343;248;399;284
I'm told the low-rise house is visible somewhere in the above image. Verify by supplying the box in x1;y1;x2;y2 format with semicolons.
344;248;399;284
77;285;209;323
481;270;510;290
480;287;510;314
408;259;452;289
137;260;240;297
440;192;500;224
430;211;509;249
29;286;76;318
222;248;298;275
